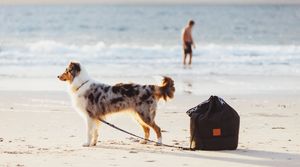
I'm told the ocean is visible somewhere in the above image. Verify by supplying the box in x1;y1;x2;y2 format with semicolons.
1;4;300;78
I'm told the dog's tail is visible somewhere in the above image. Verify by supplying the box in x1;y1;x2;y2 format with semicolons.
154;76;175;102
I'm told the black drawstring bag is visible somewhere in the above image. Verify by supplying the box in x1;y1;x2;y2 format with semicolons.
187;96;240;150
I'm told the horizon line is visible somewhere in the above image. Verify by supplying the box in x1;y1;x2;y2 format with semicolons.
1;0;300;5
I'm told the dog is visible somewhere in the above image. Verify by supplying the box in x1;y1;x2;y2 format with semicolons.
57;61;175;147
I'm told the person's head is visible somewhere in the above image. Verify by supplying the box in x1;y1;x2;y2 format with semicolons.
188;20;195;27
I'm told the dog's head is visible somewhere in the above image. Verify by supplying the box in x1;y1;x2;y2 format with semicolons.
57;61;81;83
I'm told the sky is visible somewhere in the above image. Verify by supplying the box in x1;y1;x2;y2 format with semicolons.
1;0;300;5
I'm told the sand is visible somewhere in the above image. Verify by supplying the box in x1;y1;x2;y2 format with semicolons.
0;76;300;167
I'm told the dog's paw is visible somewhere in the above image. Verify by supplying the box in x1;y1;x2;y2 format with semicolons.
139;140;148;144
154;142;162;146
154;138;162;146
91;140;97;146
82;142;91;147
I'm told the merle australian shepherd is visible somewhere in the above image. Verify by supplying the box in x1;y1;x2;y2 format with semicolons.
57;61;175;147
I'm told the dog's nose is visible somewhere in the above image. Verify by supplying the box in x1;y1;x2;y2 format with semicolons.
57;76;59;78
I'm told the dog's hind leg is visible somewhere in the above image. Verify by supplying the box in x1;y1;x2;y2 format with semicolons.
137;110;162;146
148;122;162;146
139;124;150;144
82;117;96;147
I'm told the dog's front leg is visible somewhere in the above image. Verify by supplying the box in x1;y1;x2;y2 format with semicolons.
82;117;94;147
91;120;100;146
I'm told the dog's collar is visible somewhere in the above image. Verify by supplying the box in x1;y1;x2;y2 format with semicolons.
76;80;89;91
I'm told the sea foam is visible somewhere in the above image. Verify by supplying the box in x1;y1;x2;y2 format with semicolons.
0;40;300;77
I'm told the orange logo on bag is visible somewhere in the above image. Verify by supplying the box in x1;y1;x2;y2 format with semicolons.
213;129;221;136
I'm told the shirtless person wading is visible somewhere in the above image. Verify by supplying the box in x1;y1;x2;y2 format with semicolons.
181;20;195;65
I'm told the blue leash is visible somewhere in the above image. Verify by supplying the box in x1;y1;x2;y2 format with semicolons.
98;118;190;150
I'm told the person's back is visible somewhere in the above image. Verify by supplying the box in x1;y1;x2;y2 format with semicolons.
181;20;195;65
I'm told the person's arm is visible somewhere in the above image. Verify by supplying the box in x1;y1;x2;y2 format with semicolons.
191;33;196;49
181;29;187;49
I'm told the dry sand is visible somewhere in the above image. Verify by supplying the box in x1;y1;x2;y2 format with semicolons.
0;76;300;167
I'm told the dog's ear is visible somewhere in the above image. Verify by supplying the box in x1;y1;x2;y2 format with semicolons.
69;62;81;76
